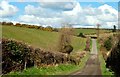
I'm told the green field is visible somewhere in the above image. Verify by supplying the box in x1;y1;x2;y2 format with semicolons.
2;25;86;52
75;28;111;35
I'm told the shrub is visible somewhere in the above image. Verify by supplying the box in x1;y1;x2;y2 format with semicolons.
2;38;34;74
106;34;120;76
104;37;112;51
84;37;90;51
1;22;54;32
78;33;85;38
63;45;73;54
2;38;76;74
112;25;116;32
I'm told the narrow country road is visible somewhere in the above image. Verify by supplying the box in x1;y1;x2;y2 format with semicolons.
70;39;102;76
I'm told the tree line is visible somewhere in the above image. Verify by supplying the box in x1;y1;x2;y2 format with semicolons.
0;22;58;32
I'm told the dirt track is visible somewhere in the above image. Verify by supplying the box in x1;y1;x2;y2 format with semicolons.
70;39;102;76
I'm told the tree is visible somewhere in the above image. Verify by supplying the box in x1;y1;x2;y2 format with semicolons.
45;26;53;31
112;25;116;32
15;23;21;27
96;24;101;39
78;32;85;37
7;22;13;26
1;22;7;25
58;24;74;54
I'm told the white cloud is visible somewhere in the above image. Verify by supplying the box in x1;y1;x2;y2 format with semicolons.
19;15;40;23
83;7;102;16
99;4;118;15
40;2;76;11
17;2;118;28
63;2;82;15
39;0;75;2
97;4;118;22
25;4;62;18
25;5;41;15
0;1;18;17
19;14;62;27
63;3;118;28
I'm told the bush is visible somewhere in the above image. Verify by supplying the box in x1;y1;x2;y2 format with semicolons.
84;37;90;51
1;22;54;32
2;38;34;74
112;25;116;32
2;38;76;74
106;35;120;76
104;37;112;51
63;45;73;54
78;33;85;37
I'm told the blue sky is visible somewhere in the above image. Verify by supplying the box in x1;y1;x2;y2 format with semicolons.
0;0;118;28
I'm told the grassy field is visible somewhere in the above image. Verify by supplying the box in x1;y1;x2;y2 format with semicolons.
2;25;86;52
75;28;111;35
2;25;96;75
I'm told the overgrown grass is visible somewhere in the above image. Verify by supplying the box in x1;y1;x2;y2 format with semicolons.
2;26;86;52
97;39;114;76
7;53;89;76
8;64;77;75
0;25;2;38
90;39;92;52
99;53;114;76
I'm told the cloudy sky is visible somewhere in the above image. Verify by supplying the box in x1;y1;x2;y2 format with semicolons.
0;0;119;28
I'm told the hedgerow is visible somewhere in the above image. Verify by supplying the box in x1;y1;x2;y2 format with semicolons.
2;38;85;74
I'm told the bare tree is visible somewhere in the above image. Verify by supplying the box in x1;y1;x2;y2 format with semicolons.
96;24;101;39
58;24;74;54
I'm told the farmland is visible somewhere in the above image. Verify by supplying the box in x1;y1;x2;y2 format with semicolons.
75;28;111;35
2;25;89;75
2;25;119;76
2;25;86;52
0;1;119;76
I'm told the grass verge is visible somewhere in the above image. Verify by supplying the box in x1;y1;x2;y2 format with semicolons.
97;39;114;76
7;53;89;76
99;52;114;76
